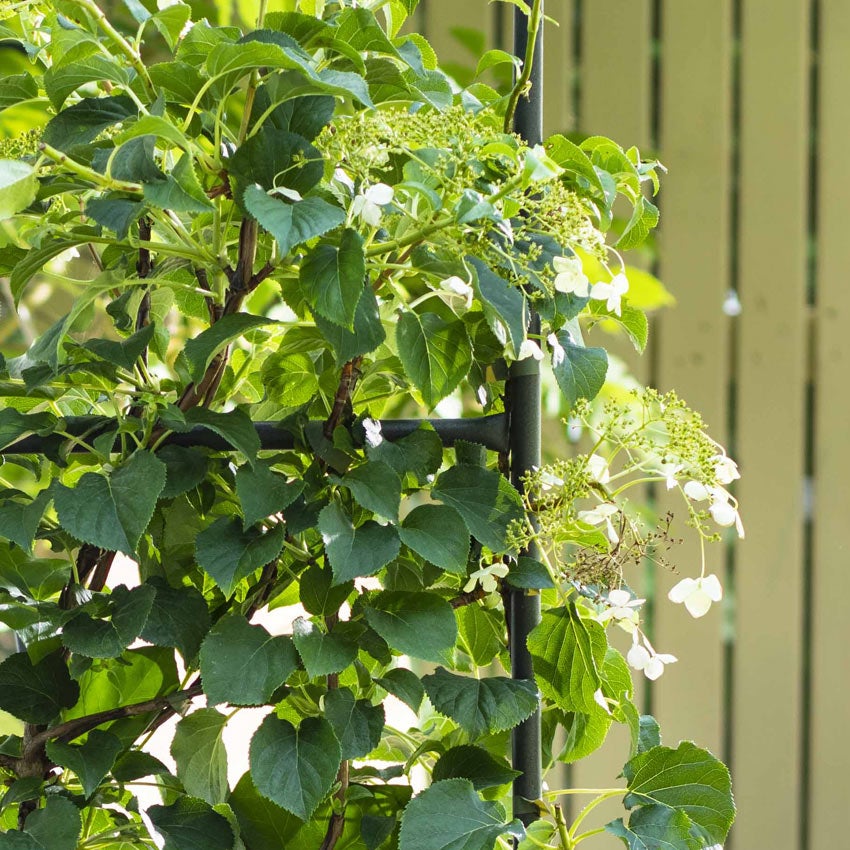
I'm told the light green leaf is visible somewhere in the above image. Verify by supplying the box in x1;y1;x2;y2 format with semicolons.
195;518;285;597
235;462;304;528
528;605;607;714
324;687;384;759
250;715;341;820
617;196;660;251
260;350;319;408
399;779;524;850
300;229;365;328
0;160;37;221
46;730;123;799
144;154;214;212
318;503;401;584
432;745;520;791
200;615;297;706
184;314;275;383
606;807;702;850
148;797;235;850
140;577;211;660
398;504;469;574
0;73;38;111
551;332;608;408
364;591;456;663
172;709;229;805
292;616;358;678
431;465;523;554
457;604;503;667
587;299;648;353
341;460;401;521
54;450;166;556
396;311;472;409
422;668;537;739
0;651;79;724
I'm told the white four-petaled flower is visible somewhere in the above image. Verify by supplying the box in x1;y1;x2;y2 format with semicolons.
577;502;620;544
518;339;544;361
713;454;740;485
351;183;394;226
599;588;644;631
590;272;629;316
552;255;590;297
586;453;610;484
627;635;677;680
439;276;474;309
683;481;744;538
463;563;509;594
363;418;383;448
668;574;723;618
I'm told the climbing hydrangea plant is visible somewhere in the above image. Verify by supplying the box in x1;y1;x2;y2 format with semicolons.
0;1;736;848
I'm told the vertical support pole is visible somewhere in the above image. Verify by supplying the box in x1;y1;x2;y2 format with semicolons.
508;3;543;829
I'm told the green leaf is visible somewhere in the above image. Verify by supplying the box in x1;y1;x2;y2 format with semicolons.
148;797;235;850
399;779;524;850
432;745;520;790
396;311;472;409
324;687;384;759
431;465;523;554
313;283;386;366
183;407;261;464
457;604;503;667
54;451;167;556
45;730;123;799
144;154;214;212
367;424;443;483
157;445;209;499
551;332;608;408
364;591;456;663
398;504;470;574
84;322;155;370
21;797;81;850
0;160;37;221
250;715;341;820
0;543;68;602
195;518;286;597
230;773;309;850
260;350;320;408
0;490;51;554
617;197;660;251
184;314;275;383
112;751;170;782
104;135;165;184
506;557;556;589
86;195;145;239
114;115;192;151
0;651;79;724
140;577;211;660
375;667;424;712
336;7;401;57
172;709;229;805
606;807;702;850
62;584;156;658
299;564;353;617
318;503;401;584
528;605;607;714
636;715;661;756
621;742;735;846
235;462;304;528
0;73;38;111
422;668;537;739
341;460;402;521
41;96;136;152
200;615;297;706
244;188;345;257
292;616;358;677
468;257;526;356
587;299;649;353
300;229;366;328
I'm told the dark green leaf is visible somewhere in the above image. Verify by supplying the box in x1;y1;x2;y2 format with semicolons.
637;715;661;755
42;96;136;152
54;451;166;556
368;425;443;483
431;465;523;554
200;615;297;705
183;406;261;464
0;489;51;554
0;409;57;450
140;577;211;660
467;258;526;356
230;128;324;198
184;314;275;383
107;135;165;183
171;709;229;805
364;591;456;663
230;773;309;850
551;332;608;408
375;667;424;712
313;284;385;366
341;460;401;521
399;779;524;850
157;445;209;499
398;504;469;574
318;503;401;584
528;605;607;714
148;797;235;850
62;584;156;658
587;299;648;353
22;796;81;850
422;668;537;739
299;564;353;617
0;651;79;724
292;616;358;677
432;745;520;790
506;557;555;589
324;687;384;759
253;91;334;140
84;322;155;370
85;196;145;240
244;188;345;257
45;730;122;798
112;751;170;782
195;518;285;597
396;311;472;408
300;229;365;328
235;462;304;528
250;715;341;820
144;154;214;212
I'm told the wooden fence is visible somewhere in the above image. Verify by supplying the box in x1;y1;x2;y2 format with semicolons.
423;2;847;848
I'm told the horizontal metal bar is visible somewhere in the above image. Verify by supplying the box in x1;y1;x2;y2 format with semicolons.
1;413;510;456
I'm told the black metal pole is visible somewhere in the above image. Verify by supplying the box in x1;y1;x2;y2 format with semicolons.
508;2;544;830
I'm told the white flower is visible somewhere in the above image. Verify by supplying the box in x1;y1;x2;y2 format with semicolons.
586;453;610;484
713;454;740;485
351;183;394;226
518;339;544;361
627;635;677;681
656;460;683;490
578;502;620;545
546;333;566;367
668;574;723;618
463;563;509;594
333;168;355;193
683;480;712;501
363;418;383;448
599;588;644;628
684;481;745;538
590;272;629;316
552;255;589;297
440;276;473;309
539;470;564;491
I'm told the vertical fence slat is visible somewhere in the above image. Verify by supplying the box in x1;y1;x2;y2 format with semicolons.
810;2;850;847
542;0;573;137
652;0;732;759
569;4;654;843
733;1;809;847
421;0;494;77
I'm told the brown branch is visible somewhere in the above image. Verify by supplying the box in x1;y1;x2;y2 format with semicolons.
320;630;348;850
450;587;487;609
324;356;364;440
